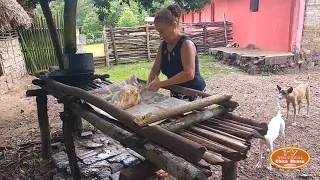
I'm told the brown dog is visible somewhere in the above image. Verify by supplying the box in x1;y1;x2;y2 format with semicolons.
277;75;310;126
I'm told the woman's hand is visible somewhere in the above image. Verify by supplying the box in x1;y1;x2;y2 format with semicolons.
147;81;164;92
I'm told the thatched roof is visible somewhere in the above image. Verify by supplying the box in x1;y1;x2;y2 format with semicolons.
0;0;33;33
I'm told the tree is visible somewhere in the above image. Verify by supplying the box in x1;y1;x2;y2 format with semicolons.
27;0;211;69
82;11;102;42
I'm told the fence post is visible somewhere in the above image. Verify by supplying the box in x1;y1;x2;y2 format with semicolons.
102;26;109;67
223;13;228;45
109;28;119;65
203;23;207;55
146;23;151;61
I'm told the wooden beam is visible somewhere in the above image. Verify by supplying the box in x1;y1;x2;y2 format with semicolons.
60;109;81;179
133;94;232;127
35;90;51;160
222;161;238;180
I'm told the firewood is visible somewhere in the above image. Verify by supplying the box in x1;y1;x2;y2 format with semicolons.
133;94;233;128
187;126;249;153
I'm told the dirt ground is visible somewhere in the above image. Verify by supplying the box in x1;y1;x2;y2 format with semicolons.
0;62;319;179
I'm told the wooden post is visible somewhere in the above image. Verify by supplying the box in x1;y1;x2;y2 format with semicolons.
36;90;52;160
103;26;109;67
60;108;81;180
203;23;207;55
223;13;228;45
110;28;119;65
146;23;151;61
221;161;238;180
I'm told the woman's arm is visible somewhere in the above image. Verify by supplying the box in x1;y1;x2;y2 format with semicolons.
147;42;163;83
160;40;196;87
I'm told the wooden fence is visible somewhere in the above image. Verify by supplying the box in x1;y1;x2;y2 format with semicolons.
18;11;64;74
100;21;234;66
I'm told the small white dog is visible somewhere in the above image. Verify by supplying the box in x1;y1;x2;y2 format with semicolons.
255;100;286;170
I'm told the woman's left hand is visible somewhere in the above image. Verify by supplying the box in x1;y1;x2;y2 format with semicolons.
147;81;164;92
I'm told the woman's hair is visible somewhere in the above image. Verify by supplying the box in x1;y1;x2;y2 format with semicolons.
154;4;182;25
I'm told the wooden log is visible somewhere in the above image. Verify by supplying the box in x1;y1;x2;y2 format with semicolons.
35;90;52;160
203;151;231;165
223;113;268;136
222;161;238;180
119;161;159;180
160;106;228;132
188;126;249;153
133;94;233;128
60;110;81;180
109;28;119;64
136;78;239;110
67;101;208;180
103;26;109;67
179;130;246;161
135;125;206;163
196;124;248;144
209;118;264;139
201;123;254;140
38;78;206;163
214;116;266;132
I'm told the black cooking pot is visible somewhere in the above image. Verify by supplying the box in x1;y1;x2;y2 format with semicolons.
47;68;94;87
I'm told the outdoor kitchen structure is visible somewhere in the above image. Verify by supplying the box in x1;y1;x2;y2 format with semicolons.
27;73;268;180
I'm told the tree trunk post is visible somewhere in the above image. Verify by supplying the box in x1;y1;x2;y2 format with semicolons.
221;161;238;180
103;26;110;67
60;107;81;180
63;0;78;54
39;0;63;69
35;90;52;160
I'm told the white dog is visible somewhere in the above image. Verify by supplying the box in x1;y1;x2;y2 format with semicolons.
255;100;286;170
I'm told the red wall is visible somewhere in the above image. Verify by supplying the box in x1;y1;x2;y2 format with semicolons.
182;0;295;52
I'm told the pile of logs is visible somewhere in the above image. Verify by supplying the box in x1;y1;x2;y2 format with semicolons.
27;75;268;180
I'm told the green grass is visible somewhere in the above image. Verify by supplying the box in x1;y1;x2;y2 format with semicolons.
83;43;105;57
96;55;231;83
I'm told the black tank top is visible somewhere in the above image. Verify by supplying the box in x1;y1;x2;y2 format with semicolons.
160;35;206;91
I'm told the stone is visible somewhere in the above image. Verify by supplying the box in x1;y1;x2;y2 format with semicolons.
123;156;139;167
109;163;124;173
108;152;130;163
97;147;126;160
110;171;121;180
96;167;112;179
52;173;73;180
77;149;98;160
85;142;104;148
81;131;93;137
52;151;70;172
80;160;110;178
82;155;105;165
66;161;86;175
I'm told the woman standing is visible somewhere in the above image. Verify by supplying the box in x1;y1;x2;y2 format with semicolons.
147;4;206;101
